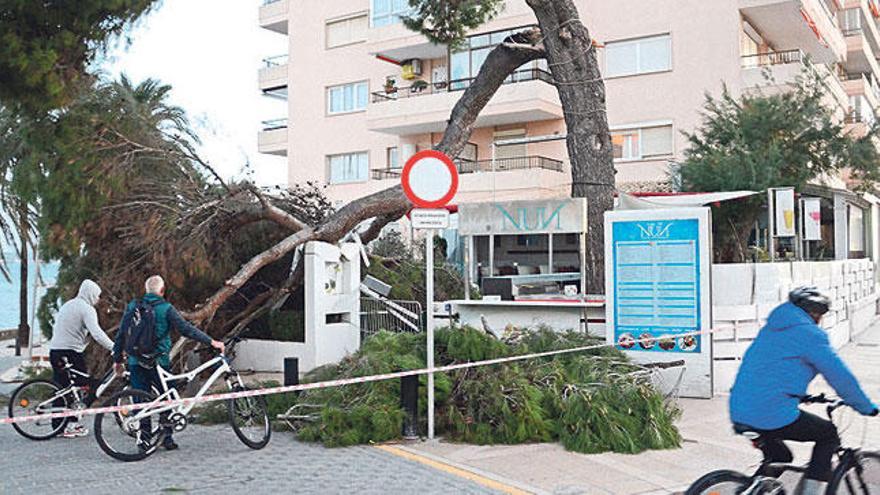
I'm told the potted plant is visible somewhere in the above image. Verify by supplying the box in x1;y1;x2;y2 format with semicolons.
411;79;428;93
384;76;397;94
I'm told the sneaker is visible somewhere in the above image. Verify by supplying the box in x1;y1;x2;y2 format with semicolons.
61;424;88;438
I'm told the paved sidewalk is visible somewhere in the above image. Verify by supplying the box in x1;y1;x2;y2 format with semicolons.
403;321;880;495
0;424;500;494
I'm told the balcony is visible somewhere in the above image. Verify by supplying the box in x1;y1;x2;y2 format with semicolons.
367;69;562;135
741;49;849;109
842;73;880;109
841;1;880;52
258;118;287;156
259;55;288;99
842;28;880;81
739;0;847;64
259;0;288;34
370;156;564;181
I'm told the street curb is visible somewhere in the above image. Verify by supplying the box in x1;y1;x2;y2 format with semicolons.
376;442;548;495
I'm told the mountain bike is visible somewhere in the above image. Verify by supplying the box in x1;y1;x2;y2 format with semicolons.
7;357;127;440
685;394;880;494
93;346;271;462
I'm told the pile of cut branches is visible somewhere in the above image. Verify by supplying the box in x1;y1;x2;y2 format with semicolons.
289;326;681;454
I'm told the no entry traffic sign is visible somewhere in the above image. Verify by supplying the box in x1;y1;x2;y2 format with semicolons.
401;150;459;208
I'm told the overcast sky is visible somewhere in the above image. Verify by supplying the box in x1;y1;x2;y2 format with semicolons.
101;0;289;186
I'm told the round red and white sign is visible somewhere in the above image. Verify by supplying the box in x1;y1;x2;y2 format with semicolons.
401;150;459;208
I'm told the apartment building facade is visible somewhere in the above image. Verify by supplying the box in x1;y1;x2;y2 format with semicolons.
257;0;880;212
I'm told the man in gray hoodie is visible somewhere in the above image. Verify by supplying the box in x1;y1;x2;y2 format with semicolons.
48;279;114;438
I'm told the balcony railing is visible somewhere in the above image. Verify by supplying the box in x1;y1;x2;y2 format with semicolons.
845;109;877;125
371;68;554;103
371;169;402;180
263;54;288;67
262;0;281;5
261;118;288;131
842;27;864;37
741;49;804;68
457;155;564;174
370;156;564;181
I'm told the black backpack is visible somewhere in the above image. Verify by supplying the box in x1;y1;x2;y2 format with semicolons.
120;299;160;367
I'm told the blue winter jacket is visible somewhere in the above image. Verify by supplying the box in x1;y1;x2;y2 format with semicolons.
729;302;876;430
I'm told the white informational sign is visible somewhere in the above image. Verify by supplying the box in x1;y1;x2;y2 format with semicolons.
774;188;796;237
604;207;713;399
411;209;450;229
802;197;822;241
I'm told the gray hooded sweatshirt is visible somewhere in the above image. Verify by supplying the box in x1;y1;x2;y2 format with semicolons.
48;279;114;352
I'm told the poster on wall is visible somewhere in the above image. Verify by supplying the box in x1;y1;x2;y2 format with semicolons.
802;197;822;241
774;188;796;237
604;207;713;398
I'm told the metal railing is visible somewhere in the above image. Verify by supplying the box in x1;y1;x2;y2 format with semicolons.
262;54;288;67
262;0;282;5
371;68;554;103
456;155;564;174
371;168;402;180
845;109;876;124
261;118;288;130
842;27;864;37
360;298;424;337
740;49;803;68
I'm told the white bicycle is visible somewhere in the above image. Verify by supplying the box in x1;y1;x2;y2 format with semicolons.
93;346;271;462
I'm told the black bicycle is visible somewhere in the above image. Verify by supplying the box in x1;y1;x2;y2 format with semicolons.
686;394;880;494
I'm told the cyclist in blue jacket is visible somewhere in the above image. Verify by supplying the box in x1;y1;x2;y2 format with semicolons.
730;286;878;494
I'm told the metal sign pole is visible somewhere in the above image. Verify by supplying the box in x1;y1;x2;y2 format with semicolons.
426;231;435;440
768;188;776;262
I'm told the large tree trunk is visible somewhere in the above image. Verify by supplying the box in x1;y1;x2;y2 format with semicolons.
528;0;615;294
16;203;29;356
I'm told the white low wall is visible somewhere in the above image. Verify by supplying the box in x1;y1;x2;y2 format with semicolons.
234;339;301;373
712;259;879;395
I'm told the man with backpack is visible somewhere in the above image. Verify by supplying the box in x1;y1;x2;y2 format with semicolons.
113;275;224;451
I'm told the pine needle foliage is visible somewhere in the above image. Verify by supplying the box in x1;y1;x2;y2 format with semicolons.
292;326;681;454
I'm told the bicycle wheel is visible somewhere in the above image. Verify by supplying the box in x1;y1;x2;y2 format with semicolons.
828;451;880;494
228;385;271;450
8;379;70;440
685;469;751;495
94;389;161;462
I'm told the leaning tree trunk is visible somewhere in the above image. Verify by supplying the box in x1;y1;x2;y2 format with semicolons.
528;0;616;294
186;35;545;325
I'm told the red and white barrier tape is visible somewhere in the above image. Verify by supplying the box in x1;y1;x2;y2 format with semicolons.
1;327;728;425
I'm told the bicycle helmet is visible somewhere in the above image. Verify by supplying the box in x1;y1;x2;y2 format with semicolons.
788;286;831;316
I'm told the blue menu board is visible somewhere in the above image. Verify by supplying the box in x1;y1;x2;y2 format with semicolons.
611;219;701;353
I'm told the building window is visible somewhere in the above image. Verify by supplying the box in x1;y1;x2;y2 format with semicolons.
605;34;672;78
849;205;865;253
371;0;410;27
327;81;368;114
493;129;527;159
611;124;673;161
326;13;368;48
449;26;545;90
386;147;399;169
328;152;369;184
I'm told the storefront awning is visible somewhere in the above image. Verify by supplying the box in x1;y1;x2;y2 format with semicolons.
616;191;758;210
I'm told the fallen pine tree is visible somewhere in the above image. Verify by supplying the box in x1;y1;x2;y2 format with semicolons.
285;326;682;454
